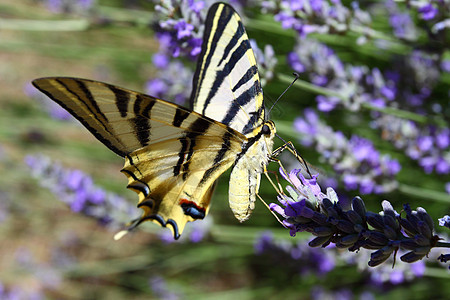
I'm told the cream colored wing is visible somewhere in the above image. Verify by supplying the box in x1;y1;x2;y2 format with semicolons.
190;3;265;135
32;77;246;238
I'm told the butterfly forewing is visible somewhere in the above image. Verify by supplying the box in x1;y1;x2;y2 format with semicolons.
190;3;264;135
33;77;246;238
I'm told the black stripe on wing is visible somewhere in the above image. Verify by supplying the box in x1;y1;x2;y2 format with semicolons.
108;84;155;149
221;79;261;131
232;65;258;93
109;84;130;118
201;38;252;116
189;2;234;110
32;78;128;157
173;117;212;179
199;130;233;186
173;107;190;127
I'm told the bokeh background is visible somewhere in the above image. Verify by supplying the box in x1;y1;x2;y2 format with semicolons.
0;0;449;299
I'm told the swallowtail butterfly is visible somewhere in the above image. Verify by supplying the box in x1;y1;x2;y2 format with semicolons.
33;3;285;239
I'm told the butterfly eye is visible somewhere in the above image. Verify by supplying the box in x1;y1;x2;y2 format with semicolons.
262;124;271;135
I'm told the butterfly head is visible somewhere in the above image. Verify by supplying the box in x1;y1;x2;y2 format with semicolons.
260;120;276;160
262;120;276;140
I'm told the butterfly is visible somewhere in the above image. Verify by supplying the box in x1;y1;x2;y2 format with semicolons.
32;2;294;239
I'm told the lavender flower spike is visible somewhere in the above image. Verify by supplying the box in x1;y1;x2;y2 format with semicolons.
294;109;400;194
25;154;140;230
270;167;448;267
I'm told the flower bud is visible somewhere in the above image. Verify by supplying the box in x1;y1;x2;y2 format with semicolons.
352;196;366;220
336;220;355;233
399;218;417;236
339;234;359;246
313;226;334;237
383;214;398;231
414;234;430;246
417;220;432;240
367;231;389;245
369;246;393;266
366;212;384;230
400;251;424;263
312;212;328;225
309;236;331;247
346;210;363;225
383;225;398;240
381;200;397;218
400;239;419;250
412;246;431;256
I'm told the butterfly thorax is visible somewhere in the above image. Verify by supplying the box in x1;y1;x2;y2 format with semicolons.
228;120;276;222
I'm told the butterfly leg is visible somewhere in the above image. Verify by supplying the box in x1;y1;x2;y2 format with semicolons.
258;164;287;227
270;141;312;177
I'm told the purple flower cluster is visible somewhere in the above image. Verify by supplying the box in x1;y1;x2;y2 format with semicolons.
410;0;450;33
294;109;400;194
372;115;450;175
0;282;45;300
255;231;336;276
249;40;278;86
42;0;94;14
152;0;211;59
25;155;140;229
287;38;401;112
146;59;194;105
261;0;372;39
149;276;181;300
269;167;447;267
386;0;419;41
151;0;249;58
310;287;359;300
288;38;449;177
391;50;441;109
256;225;426;289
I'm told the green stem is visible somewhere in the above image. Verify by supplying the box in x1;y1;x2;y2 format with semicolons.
97;5;153;26
278;74;447;127
398;183;450;204
424;267;450;279
435;241;450;248
0;18;89;31
361;103;448;127
278;73;345;99
248;14;403;50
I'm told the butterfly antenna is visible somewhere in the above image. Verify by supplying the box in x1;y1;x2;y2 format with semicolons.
267;72;300;117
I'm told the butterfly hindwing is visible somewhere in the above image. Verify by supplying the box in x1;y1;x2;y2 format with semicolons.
190;3;265;135
122;132;240;237
191;3;274;223
32;77;246;238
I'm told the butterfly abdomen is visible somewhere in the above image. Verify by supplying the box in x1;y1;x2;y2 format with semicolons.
228;121;276;221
